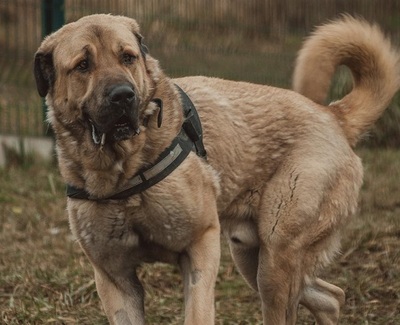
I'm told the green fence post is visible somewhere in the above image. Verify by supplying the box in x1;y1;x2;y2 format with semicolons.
41;0;65;135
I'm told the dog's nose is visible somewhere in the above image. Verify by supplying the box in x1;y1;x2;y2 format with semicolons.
109;84;135;106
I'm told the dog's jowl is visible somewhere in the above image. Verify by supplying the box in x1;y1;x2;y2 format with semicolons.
34;14;400;325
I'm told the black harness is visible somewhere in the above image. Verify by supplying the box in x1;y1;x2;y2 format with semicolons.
66;85;206;201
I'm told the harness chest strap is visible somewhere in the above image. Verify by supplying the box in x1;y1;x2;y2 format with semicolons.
66;85;206;201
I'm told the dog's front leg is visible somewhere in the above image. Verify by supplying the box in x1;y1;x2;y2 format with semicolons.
94;267;145;325
179;219;220;325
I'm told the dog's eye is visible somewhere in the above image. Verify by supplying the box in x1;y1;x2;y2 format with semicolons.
122;53;136;65
76;59;89;72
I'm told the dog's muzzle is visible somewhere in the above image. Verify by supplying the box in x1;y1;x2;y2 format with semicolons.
88;83;141;146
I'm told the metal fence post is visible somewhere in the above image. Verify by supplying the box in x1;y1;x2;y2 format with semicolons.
41;0;65;135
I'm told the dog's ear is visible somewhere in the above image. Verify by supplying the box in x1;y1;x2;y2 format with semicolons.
34;51;55;97
135;32;149;58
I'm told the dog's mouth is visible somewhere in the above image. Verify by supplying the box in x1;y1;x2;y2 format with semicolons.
89;114;140;146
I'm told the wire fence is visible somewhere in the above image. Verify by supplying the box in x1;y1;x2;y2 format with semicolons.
1;0;399;137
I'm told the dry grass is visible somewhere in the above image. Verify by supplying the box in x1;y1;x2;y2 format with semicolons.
1;148;399;324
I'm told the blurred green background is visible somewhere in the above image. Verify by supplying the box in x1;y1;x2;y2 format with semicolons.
1;0;399;145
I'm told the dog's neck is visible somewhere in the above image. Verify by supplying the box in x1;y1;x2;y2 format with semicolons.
51;80;184;199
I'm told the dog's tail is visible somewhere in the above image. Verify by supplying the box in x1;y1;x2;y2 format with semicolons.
293;15;400;147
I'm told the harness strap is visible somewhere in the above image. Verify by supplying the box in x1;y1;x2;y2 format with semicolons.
66;85;206;201
176;85;207;159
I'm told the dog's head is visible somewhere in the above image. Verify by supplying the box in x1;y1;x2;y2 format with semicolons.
34;14;161;145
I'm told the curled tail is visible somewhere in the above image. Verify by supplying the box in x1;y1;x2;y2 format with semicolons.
293;15;400;147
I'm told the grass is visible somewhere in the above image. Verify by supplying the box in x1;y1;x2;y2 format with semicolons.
1;148;400;324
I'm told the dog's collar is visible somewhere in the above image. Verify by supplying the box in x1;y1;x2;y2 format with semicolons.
66;85;206;201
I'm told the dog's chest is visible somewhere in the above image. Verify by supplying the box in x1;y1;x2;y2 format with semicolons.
68;197;198;263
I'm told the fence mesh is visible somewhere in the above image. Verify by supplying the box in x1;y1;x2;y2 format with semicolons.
1;0;399;136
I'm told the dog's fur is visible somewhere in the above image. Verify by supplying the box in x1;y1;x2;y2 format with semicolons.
34;14;399;324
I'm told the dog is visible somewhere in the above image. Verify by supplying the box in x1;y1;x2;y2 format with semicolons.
34;14;399;324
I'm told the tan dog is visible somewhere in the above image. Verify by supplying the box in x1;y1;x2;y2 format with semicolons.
34;14;399;324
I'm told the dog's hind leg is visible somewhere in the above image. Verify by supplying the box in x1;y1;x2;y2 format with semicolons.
257;241;304;325
300;277;345;325
255;155;361;324
94;267;145;325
